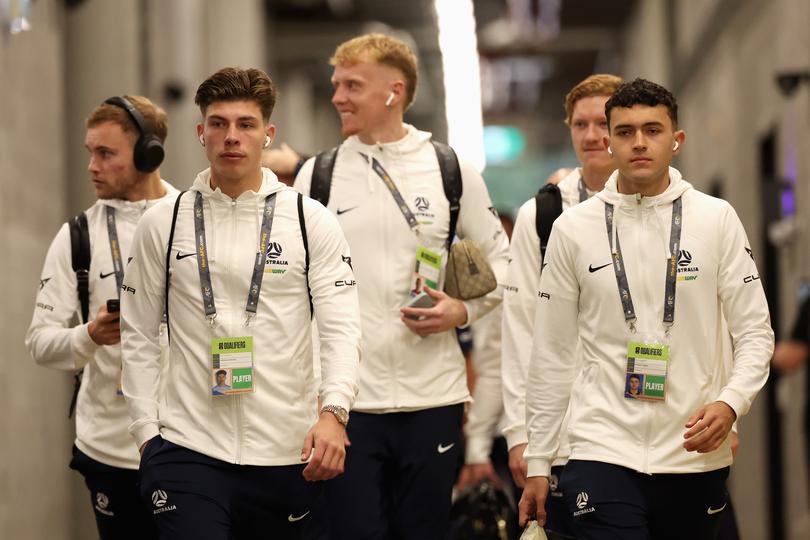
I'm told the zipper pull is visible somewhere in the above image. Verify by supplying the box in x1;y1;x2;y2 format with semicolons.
635;193;642;204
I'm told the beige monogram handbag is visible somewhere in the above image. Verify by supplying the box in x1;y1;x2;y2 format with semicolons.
443;238;497;300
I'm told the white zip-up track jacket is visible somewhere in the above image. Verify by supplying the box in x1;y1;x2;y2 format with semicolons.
501;170;588;462
121;169;361;465
295;125;509;412
26;182;178;469
525;168;773;477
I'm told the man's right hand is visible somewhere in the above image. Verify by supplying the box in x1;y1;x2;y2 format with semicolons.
518;475;549;527
508;443;529;488
88;304;120;345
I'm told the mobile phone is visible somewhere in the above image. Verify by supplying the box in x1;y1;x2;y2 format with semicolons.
403;291;435;320
106;298;120;313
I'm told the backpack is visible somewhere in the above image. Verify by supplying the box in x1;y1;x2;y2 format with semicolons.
310;140;463;250
534;183;563;261
67;212;91;418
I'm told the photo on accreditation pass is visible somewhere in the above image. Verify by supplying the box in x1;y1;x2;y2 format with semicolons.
624;372;666;401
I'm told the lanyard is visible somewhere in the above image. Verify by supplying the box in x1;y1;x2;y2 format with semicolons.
359;152;419;233
105;206;125;295
604;196;682;333
193;191;278;327
577;177;589;203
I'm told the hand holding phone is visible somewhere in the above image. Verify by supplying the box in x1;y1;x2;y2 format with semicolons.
402;291;435;320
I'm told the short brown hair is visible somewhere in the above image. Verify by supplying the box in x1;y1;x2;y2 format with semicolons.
86;95;168;143
330;33;418;109
195;67;277;121
563;74;624;126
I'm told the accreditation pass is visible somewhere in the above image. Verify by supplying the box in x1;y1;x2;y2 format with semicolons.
624;340;669;401
211;336;254;396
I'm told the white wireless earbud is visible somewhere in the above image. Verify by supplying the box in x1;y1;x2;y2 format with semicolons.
264;135;271;149
607;146;613;156
673;141;680;151
385;92;395;107
199;134;205;147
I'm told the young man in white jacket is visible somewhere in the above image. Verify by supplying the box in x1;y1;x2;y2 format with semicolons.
501;74;622;536
120;67;361;540
26;95;176;540
294;34;509;539
519;78;774;539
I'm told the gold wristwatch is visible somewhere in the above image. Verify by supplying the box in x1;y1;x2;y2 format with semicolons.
320;405;349;427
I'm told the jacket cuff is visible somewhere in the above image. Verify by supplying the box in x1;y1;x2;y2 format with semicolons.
130;420;161;449
526;458;552;478
320;392;351;412
71;324;100;369
503;426;529;451
715;390;746;419
457;300;473;328
464;435;493;464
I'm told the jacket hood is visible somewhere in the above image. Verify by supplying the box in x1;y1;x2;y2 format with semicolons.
596;167;692;207
596;167;693;260
342;123;431;157
190;167;286;202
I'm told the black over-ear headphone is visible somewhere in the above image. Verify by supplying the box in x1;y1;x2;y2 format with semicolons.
104;96;165;173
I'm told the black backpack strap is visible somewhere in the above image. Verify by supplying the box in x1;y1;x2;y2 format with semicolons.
69;212;91;324
297;193;313;316
431;141;463;249
310;146;339;207
67;212;90;418
164;191;186;342
535;183;563;261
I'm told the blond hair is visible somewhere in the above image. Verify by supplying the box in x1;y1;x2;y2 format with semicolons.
563;74;624;125
331;33;418;109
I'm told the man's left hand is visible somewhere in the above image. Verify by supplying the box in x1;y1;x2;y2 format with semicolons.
399;286;468;337
683;401;737;453
301;412;347;481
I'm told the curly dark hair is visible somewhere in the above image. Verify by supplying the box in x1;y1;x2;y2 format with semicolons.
605;78;678;129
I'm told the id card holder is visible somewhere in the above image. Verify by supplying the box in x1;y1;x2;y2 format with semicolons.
211;336;254;396
410;246;441;296
624;339;669;401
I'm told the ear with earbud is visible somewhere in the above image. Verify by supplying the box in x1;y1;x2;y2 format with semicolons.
264;135;271;149
199;134;205;147
385;92;395;108
673;141;680;151
607;146;613;156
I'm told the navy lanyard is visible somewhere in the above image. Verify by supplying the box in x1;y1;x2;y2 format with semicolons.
104;206;125;295
193;191;278;327
359;152;419;233
604;196;682;333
